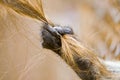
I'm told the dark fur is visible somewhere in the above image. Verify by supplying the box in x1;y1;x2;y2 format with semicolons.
41;24;99;80
74;55;98;80
42;24;73;55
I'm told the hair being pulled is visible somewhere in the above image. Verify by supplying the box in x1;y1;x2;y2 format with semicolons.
41;23;110;80
1;0;111;80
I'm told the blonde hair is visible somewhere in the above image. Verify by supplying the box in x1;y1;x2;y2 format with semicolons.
61;35;109;78
1;0;111;80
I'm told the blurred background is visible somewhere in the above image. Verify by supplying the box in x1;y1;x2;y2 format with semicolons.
43;0;120;60
0;0;120;80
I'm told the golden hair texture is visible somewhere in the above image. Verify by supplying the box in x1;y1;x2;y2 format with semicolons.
0;0;120;80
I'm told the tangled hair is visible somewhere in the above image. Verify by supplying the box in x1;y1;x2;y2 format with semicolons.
2;0;120;80
61;35;110;80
